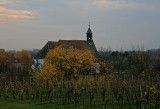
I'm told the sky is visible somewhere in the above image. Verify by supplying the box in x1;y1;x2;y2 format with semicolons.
0;0;160;51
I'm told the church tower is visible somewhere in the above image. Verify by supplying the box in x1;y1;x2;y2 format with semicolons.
86;23;93;44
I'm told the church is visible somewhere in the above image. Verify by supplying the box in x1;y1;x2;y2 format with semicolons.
32;25;100;73
36;24;97;59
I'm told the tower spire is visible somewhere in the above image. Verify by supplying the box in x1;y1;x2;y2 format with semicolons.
86;22;92;34
86;22;93;43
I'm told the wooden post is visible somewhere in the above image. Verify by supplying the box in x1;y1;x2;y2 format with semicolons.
111;82;115;109
81;75;83;88
70;75;72;89
103;75;104;88
49;77;51;89
30;77;32;89
157;74;159;81
129;75;131;97
61;76;63;92
56;75;57;89
95;75;98;107
43;77;44;89
16;77;18;91
52;79;54;96
23;77;24;86
10;77;12;89
4;77;6;89
81;75;84;105
86;75;88;93
38;79;39;89
45;78;46;92
149;73;151;85
138;75;144;109
77;77;79;91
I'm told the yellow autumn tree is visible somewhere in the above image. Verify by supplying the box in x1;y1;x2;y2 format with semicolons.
34;46;95;79
0;49;7;73
0;49;7;60
15;49;33;76
15;49;32;64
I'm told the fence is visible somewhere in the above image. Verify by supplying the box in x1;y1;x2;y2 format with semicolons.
0;74;160;108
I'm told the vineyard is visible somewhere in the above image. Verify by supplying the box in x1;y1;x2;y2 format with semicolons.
0;74;160;109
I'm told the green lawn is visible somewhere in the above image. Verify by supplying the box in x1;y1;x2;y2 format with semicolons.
0;95;155;109
0;98;107;109
0;98;74;109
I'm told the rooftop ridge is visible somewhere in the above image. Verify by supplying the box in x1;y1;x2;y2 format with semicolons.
59;39;86;41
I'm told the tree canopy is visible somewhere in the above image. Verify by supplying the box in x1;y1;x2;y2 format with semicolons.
34;46;95;79
15;49;32;64
14;49;33;76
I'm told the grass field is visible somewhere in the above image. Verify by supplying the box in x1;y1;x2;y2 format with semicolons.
0;96;111;109
0;97;142;109
0;98;77;109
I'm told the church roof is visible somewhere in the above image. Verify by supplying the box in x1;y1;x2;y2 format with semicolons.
59;40;86;48
36;40;97;59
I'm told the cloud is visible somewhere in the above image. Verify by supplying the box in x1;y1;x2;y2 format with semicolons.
0;0;7;4
0;6;33;22
0;0;33;23
67;0;160;13
92;0;121;7
91;0;160;12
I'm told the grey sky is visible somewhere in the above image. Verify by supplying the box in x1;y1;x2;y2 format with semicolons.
0;0;160;51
